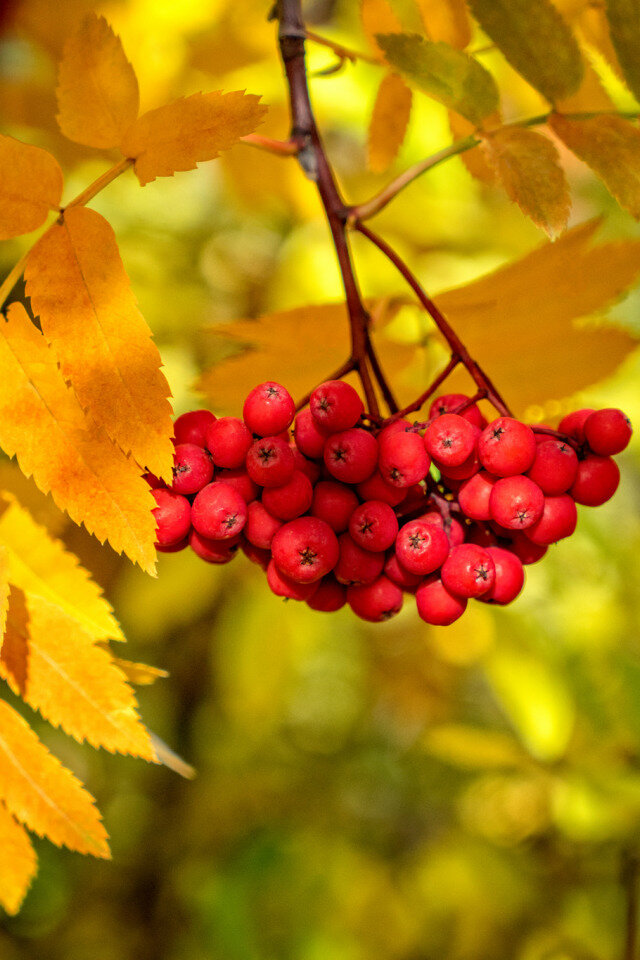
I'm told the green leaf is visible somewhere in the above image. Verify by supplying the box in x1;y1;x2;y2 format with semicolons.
468;0;583;104
375;32;499;125
604;0;640;103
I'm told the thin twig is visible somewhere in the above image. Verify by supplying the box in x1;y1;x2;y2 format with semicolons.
622;849;639;960
240;134;301;155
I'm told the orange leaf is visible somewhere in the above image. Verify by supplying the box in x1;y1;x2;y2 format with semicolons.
0;698;110;857
0;546;9;642
25;207;174;480
0;303;157;573
0;587;156;758
368;73;412;173
550;113;640;220
482;126;571;237
449;111;496;185
0;493;123;642
361;0;403;58
120;90;268;186
56;13;139;149
0;802;37;915
0;135;62;240
416;0;472;49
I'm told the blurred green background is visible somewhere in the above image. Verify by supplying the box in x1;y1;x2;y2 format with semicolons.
1;0;640;957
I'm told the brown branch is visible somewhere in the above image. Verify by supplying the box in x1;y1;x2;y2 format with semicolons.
622;849;640;960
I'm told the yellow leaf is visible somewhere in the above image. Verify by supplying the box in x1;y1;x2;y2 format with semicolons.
555;58;615;113
0;547;9;642
416;0;472;49
0;303;157;573
604;0;640;103
448;111;496;185
105;653;168;686
368;73;413;173
0;135;62;240
481;126;571;237
197;300;418;412
0;463;68;537
0;587;155;758
0;802;37;915
550;113;640;220
361;0;403;58
25;207;174;480
56;13;139;150
120;90;268;186
0;698;110;857
468;0;583;104
434;221;640;414
0;494;122;642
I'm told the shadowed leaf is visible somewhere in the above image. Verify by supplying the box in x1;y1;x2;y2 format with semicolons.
0;803;37;916
368;73;412;173
0;136;62;240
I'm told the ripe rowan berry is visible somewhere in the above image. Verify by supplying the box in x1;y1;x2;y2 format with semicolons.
481;547;525;604
271;516;339;583
189;530;241;564
478;418;536;477
570;455;620;506
152;488;191;547
311;480;359;533
348;500;399;552
243;381;295;436
306;575;347;612
378;431;430;488
583;408;632;456
323;428;378;484
267;559;319;601
261;470;313;520
558;408;594;443
525;494;577;545
383;552;423;591
310;380;364;433
191;481;247;540
173;409;216;447
395;520;449;576
441;544;495;598
244;500;283;550
347;576;403;622
334;532;385;585
356;471;407;506
509;531;547;564
458;470;497;521
215;467;260;504
415;576;467;625
429;393;483;429
293;408;327;459
245;436;295;488
424;413;477;468
489;475;545;530
171;443;214;495
205;417;252;469
526;439;578;495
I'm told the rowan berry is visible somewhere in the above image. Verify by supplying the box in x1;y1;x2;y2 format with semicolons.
243;381;295;436
478;418;536;477
429;393;483;429
526;439;579;495
509;531;547;564
383;552;423;591
481;547;525;604
191;481;247;540
215;467;260;504
334;532;385;585
558;408;594;444
348;500;399;552
152;487;192;547
245;436;295;488
171;443;214;495
189;530;240;564
415;576;467;625
570;454;620;506
173;409;216;447
310;380;364;433
438;447;481;481
267;559;319;601
323;428;379;484
244;501;283;550
293;408;327;459
347;576;403;622
290;444;322;485
261;470;313;520
583;408;632;456
525;494;577;545
311;480;359;533
395;520;449;576
271;516;339;583
356;471;407;507
376;419;414;444
419;510;466;547
241;540;271;569
441;544;495;598
156;535;189;554
205;417;252;469
458;470;497;521
378;431;430;488
306;575;347;612
425;414;477;468
489;475;545;530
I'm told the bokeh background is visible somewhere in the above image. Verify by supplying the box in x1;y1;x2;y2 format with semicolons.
1;1;640;958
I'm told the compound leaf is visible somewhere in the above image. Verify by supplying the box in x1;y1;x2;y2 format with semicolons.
0;803;37;916
368;73;413;173
0;135;63;240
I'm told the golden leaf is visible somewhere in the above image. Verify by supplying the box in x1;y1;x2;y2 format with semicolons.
0;802;37;916
361;0;403;59
0;588;155;758
120;90;268;186
434;221;639;414
56;13;139;149
555;58;615;113
0;303;157;573
416;0;472;49
368;73;412;173
550;113;640;220
25;207;174;480
482;126;571;237
448;111;496;185
0;494;123;642
105;653;168;686
604;0;640;103
0;135;63;240
0;698;110;857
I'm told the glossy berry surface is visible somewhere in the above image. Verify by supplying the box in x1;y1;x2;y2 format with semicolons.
348;500;399;552
171;443;214;495
152;488;191;547
441;544;495;599
347;575;403;622
583;408;632;456
478;418;536;477
173;409;216;447
323;428;378;484
191;482;247;540
243;381;295;437
271;516;339;583
309;380;364;433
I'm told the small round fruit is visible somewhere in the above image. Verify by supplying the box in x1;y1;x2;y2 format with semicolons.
306;576;347;612
525;494;577;545
261;470;313;521
558;408;594;444
173;409;216;447
334;532;385;586
310;380;364;433
441;544;495;598
481;547;525;604
311;480;359;533
570;455;620;506
245;436;295;488
323;428;378;484
293;408;327;459
489;475;545;530
348;500;399;553
526;439;578;495
415;577;467;625
243;381;295;436
244;501;283;550
378;431;430;488
395;520;449;576
424;413;477;468
205;417;253;469
189;530;240;564
478;418;536;477
583;408;632;456
191;481;247;540
429;393;483;429
347;576;403;622
267;559;319;601
171;443;214;495
271;517;339;584
152;488;191;547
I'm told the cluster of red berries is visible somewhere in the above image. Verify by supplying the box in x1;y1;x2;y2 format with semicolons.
148;379;632;624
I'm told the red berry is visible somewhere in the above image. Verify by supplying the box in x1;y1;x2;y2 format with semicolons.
290;444;322;485
526;494;577;545
395;520;449;576
438;446;481;481
334;532;385;585
458;470;497;521
171;443;214;495
266;559;319;601
570;455;620;506
293;408;327;459
429;393;483;429
383;552;423;591
583;408;632;456
478;418;536;477
558;408;594;444
261;470;313;520
156;535;189;554
415;576;467;625
356;471;407;507
244;501;283;550
323;428;379;484
306;576;347;612
441;544;495;598
173;409;216;447
191;481;247;540
509;531;547;564
243;381;295;436
245;436;295;488
376;419;414;444
241;540;271;569
378;431;430;488
311;480;359;533
489;475;545;530
526;439;578;495
271;517;339;583
348;500;399;552
189;529;240;564
215;467;260;504
309;380;364;433
424;414;477;468
347;576;403;622
152;488;192;547
481;547;525;604
205;417;252;469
